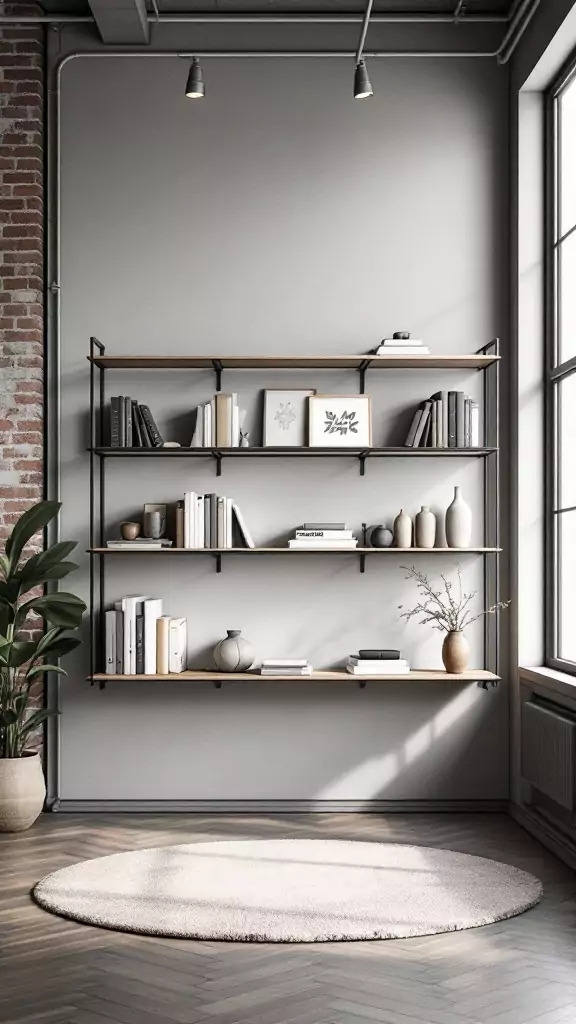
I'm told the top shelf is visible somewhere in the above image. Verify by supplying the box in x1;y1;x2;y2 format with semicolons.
87;354;500;371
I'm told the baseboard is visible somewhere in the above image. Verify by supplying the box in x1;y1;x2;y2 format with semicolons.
51;798;508;814
509;802;576;871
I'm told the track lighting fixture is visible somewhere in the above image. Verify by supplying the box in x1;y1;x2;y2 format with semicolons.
354;59;373;99
185;57;204;99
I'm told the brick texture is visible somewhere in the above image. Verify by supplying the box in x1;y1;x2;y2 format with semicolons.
0;3;44;548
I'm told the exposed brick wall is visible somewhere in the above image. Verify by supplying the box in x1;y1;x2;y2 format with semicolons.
0;3;44;548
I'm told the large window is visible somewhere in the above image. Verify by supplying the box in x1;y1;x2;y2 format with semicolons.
547;56;576;672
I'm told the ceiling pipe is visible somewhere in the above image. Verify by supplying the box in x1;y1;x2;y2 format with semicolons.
496;0;540;63
0;11;510;24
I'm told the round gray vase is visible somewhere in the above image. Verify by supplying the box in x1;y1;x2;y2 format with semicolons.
213;630;255;672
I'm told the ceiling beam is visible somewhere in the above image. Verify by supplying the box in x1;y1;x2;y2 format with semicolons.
87;0;149;44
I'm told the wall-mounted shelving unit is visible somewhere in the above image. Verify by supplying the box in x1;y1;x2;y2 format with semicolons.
87;337;501;690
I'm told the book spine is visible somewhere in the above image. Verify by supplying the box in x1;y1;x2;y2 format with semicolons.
197;495;205;550
169;618;187;673
440;391;448;447
140;404;163;447
118;396;126;447
217;497;225;548
295;530;354;539
204;496;211;548
448;392;457;448
208;493;217;548
125;395;132;448
471;402;480;447
456;392;465;447
156;616;170;674
464;399;471;447
110;398;121;448
135;614;144;674
184;492;193;549
431;401;437;448
131;400;143;447
144;599;162;674
231;394;239;447
115;609;124;673
176;501;184;549
210;398;216;446
105;610;116;674
190;407;203;448
405;407;423;447
216;394;233;447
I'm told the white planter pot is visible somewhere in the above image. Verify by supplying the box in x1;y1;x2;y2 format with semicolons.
0;752;46;832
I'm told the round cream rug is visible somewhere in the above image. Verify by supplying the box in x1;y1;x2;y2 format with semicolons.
33;839;542;942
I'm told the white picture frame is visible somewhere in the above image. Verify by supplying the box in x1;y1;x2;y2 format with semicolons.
263;389;316;447
308;394;372;448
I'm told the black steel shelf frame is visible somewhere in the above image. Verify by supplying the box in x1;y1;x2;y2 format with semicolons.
88;336;501;690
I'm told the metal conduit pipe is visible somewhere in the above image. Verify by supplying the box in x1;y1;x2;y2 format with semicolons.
496;0;540;63
0;11;510;24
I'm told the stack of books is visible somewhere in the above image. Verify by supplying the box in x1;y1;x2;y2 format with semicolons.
261;659;312;676
177;492;254;549
105;596;187;675
375;336;430;356
106;538;173;550
346;649;410;675
190;393;240;447
109;398;163;448
288;523;358;549
404;391;480;448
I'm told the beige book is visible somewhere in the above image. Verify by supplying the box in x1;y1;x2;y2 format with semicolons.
176;502;184;549
156;615;171;674
215;393;232;447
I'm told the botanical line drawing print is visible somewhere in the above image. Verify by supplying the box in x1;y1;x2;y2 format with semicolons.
275;402;298;432
324;410;359;436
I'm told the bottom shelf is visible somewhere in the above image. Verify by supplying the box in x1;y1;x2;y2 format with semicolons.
89;669;500;687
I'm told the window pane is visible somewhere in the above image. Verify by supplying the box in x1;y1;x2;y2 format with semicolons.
559;230;576;362
560;76;576;237
559;374;576;508
558;510;576;662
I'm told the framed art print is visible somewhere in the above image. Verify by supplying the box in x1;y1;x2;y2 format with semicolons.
263;389;316;447
308;394;372;448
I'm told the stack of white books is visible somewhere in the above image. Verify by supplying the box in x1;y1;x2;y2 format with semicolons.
346;651;410;675
105;596;187;675
261;659;313;676
190;393;240;448
376;335;430;356
288;523;357;549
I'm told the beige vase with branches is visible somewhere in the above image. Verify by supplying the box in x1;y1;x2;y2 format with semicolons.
442;631;470;674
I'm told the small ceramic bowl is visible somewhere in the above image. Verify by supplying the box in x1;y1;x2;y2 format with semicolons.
120;521;141;541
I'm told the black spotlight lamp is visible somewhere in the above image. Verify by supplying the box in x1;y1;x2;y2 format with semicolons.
185;57;205;99
354;59;373;99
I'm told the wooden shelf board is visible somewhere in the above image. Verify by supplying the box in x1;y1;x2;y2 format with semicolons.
91;446;497;458
88;354;500;371
89;669;500;683
90;546;501;554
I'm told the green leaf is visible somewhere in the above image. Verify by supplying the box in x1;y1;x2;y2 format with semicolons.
4;641;37;668
19;708;57;737
25;664;66;680
0;709;18;727
18;542;78;586
17;592;86;630
5;501;61;569
17;562;79;594
39;636;81;661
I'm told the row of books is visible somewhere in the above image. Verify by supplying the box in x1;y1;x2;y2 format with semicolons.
110;398;163;448
177;493;254;549
288;522;358;549
260;659;312;676
404;391;480;448
346;649;410;676
105;596;187;675
191;393;241;448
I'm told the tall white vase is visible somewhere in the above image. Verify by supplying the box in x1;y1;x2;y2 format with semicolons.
393;509;412;548
445;486;472;548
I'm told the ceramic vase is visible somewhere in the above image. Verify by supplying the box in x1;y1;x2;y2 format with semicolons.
0;752;45;832
393;509;412;548
442;631;470;674
445;486;472;548
370;525;393;549
213;630;255;672
415;506;436;548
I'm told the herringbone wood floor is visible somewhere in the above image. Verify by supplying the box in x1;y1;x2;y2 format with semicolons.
1;813;575;1024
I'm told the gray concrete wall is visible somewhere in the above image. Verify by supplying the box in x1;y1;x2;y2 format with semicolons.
55;51;509;802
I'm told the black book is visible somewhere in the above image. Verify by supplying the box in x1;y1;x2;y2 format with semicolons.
135;613;144;674
357;649;401;660
420;412;432;448
131;400;143;448
135;404;152;447
139;404;163;447
110;397;121;447
456;392;465;448
448;392;457;448
124;396;133;448
118;395;126;447
207;493;218;548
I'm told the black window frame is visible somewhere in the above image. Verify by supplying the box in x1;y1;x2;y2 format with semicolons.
545;50;576;674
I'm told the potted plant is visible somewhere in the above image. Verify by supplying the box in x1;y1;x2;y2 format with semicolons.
0;501;85;831
399;564;509;673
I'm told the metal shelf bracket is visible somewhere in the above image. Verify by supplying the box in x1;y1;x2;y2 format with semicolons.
212;358;223;392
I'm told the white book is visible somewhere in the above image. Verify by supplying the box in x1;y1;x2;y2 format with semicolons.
210;397;216;446
261;667;312;676
217;496;226;548
232;503;254;548
190;407;203;447
380;338;425;346
295;530;354;539
121;595;148;674
202;403;211;448
195;495;205;550
289;539;358;548
184;491;195;549
156;615;171;674
441;391;448;448
431;402;437;448
231;395;239;447
348;657;409;670
144;598;163;674
377;346;430;355
471;402;480;447
105;610;116;675
107;542;165;550
263;659;310;667
226;496;233;548
113;602;124;673
169;617;187;673
413;402;431;447
347;663;410;675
